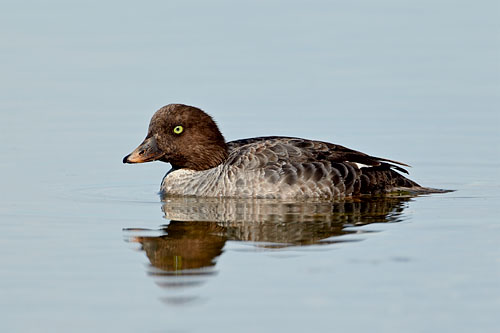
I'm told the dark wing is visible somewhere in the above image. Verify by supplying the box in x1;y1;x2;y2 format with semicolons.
226;136;410;174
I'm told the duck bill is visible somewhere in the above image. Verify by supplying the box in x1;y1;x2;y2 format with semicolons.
123;136;165;164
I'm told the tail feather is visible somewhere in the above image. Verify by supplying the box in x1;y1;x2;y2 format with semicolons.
390;186;454;195
358;167;452;195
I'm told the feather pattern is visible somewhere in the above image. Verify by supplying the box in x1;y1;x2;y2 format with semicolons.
162;136;420;199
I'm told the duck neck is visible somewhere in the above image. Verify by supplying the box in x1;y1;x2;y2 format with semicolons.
174;140;229;171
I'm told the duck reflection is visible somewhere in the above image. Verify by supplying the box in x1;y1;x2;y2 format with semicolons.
159;196;412;247
132;221;226;273
124;195;414;303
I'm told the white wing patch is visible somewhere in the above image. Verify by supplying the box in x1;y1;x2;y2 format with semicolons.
352;162;371;169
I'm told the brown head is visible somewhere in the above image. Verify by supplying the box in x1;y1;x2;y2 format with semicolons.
123;104;228;170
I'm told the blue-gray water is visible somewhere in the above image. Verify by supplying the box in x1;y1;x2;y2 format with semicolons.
1;1;499;332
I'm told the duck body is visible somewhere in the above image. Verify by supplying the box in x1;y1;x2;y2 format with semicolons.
162;136;419;199
124;104;438;199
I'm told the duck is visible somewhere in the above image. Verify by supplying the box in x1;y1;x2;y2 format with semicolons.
123;104;443;199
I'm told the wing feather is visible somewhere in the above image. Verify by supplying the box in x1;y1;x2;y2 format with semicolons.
227;136;410;175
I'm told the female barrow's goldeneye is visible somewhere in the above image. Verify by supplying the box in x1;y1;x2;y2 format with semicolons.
123;104;445;199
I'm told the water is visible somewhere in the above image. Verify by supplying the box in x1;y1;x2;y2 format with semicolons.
1;0;499;332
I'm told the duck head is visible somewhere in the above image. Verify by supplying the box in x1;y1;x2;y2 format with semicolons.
123;104;228;171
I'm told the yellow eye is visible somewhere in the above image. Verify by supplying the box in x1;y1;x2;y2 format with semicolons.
173;125;184;134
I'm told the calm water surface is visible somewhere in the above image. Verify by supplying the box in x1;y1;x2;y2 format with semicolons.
1;1;499;332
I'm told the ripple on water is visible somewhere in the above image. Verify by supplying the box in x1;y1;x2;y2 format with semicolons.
66;183;161;204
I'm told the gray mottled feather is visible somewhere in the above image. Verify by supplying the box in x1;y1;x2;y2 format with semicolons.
161;137;420;199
